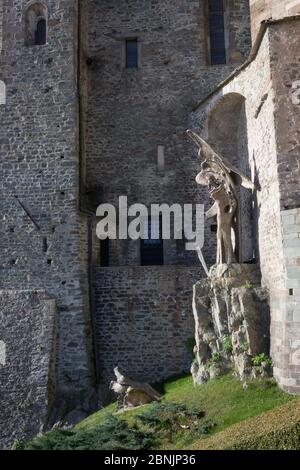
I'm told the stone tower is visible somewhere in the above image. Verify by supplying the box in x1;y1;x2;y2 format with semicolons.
0;0;95;447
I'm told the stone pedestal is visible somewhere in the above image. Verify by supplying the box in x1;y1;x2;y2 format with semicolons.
191;264;271;385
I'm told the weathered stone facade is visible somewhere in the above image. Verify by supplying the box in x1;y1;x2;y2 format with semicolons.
1;0;300;448
94;267;200;391
0;0;253;445
0;291;56;449
0;0;95;442
250;0;300;41
83;0;251;265
190;15;300;393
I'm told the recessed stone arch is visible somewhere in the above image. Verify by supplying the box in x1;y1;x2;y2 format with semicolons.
0;80;6;105
205;92;254;263
24;1;48;46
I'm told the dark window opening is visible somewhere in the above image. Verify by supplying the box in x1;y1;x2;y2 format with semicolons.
208;0;226;65
42;237;48;253
126;39;138;68
100;238;109;267
141;217;164;266
35;18;47;46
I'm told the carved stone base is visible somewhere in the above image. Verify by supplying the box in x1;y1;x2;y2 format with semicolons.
191;264;272;385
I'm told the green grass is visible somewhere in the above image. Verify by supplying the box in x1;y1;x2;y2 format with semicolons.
19;373;299;450
78;374;292;436
189;399;300;450
76;373;295;449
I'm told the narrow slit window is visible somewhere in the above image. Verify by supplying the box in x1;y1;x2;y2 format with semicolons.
126;39;138;68
208;0;226;65
35;18;47;46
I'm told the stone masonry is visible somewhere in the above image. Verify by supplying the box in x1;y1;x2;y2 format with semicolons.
0;0;95;439
0;291;56;449
1;0;300;448
94;266;200;390
190;15;300;393
0;0;253;445
250;0;300;41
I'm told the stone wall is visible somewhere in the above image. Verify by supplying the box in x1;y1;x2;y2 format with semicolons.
94;266;201;388
0;290;56;449
250;0;300;41
271;208;300;393
84;0;251;267
269;19;300;211
0;0;3;53
0;0;94;410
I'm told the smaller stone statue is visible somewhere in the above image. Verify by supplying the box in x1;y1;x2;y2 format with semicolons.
186;130;254;265
110;367;161;409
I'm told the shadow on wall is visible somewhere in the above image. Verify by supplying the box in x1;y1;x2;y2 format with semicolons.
204;92;256;263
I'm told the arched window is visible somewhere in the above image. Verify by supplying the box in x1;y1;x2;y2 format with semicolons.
208;0;226;65
25;2;48;46
35;18;47;46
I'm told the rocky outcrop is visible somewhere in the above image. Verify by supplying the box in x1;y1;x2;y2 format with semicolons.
191;264;272;385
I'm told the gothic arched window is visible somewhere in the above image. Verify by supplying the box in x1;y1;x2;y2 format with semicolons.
208;0;226;65
25;2;48;47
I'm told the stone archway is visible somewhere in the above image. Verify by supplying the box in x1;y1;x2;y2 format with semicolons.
205;92;254;263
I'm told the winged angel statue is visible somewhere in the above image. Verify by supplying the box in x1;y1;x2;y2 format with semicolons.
186;130;254;265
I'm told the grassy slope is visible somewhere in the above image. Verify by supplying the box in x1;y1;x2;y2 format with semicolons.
189;399;300;450
76;374;297;449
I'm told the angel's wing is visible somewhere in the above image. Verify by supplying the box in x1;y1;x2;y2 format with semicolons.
186;130;255;191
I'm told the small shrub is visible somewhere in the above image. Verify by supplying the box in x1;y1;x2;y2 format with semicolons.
18;414;154;451
252;353;273;368
223;336;233;355
195;417;216;436
204;352;222;371
137;402;206;443
241;341;249;353
212;352;222;364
